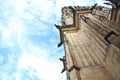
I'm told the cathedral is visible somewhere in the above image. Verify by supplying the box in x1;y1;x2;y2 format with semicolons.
55;0;120;80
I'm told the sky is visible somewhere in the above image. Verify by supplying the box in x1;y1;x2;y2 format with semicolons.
0;0;108;80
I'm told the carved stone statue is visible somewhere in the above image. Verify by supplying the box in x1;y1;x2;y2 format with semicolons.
61;6;74;26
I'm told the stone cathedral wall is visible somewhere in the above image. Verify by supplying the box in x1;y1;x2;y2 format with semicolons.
63;13;120;80
56;3;120;80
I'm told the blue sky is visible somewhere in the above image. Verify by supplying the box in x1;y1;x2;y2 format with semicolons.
0;0;107;80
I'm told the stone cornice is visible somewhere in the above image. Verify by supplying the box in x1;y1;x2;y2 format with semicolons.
55;6;91;47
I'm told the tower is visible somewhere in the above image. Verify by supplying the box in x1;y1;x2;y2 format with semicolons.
55;1;120;80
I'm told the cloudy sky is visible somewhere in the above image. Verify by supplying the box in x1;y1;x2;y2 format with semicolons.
0;0;108;80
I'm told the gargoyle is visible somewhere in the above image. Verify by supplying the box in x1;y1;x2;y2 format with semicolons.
59;56;67;73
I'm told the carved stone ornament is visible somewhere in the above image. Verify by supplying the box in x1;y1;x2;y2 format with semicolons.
61;6;74;26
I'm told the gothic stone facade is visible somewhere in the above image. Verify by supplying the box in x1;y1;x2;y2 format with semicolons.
55;1;120;80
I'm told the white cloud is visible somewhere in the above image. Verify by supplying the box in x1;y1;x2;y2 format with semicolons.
25;0;55;21
72;0;90;5
1;16;25;47
18;53;64;80
14;0;26;12
0;73;9;80
23;13;34;20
